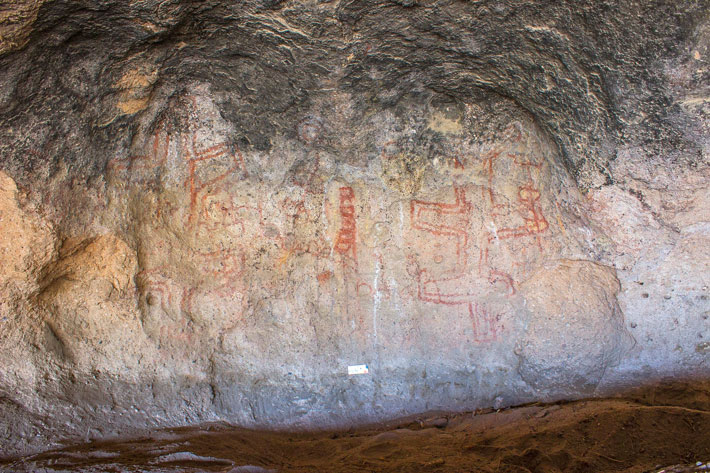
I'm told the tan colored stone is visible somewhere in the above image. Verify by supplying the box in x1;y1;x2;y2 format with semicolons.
0;171;53;286
42;234;137;296
38;234;141;370
0;0;46;56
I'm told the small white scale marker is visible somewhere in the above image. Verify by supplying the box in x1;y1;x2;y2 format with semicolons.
347;364;369;375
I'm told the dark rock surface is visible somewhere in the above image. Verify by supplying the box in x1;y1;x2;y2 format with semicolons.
1;1;706;187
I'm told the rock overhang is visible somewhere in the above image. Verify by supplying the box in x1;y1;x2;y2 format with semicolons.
0;0;708;459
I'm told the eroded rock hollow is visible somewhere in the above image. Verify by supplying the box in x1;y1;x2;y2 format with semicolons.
0;0;708;457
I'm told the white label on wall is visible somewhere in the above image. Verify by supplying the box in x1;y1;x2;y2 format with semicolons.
348;364;369;375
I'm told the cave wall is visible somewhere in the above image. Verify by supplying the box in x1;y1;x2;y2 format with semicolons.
0;0;708;457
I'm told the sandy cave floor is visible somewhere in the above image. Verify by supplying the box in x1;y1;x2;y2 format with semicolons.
2;382;710;473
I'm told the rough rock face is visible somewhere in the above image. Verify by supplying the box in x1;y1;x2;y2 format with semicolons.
517;259;633;395
0;0;708;458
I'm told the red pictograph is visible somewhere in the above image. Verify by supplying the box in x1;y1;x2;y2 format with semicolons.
184;134;248;226
136;269;178;315
409;185;505;342
181;248;246;315
270;196;332;266
452;155;466;169
479;124;549;248
280;197;309;219
290;152;322;195
410;185;473;305
495;185;549;241
476;248;516;295
193;248;245;281
135;268;197;347
334;186;357;267
138;248;246;318
277;234;331;261
198;198;263;234
317;270;333;284
107;121;170;183
481;149;507;217
468;302;503;343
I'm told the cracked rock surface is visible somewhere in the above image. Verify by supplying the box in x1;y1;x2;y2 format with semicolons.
0;0;708;458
